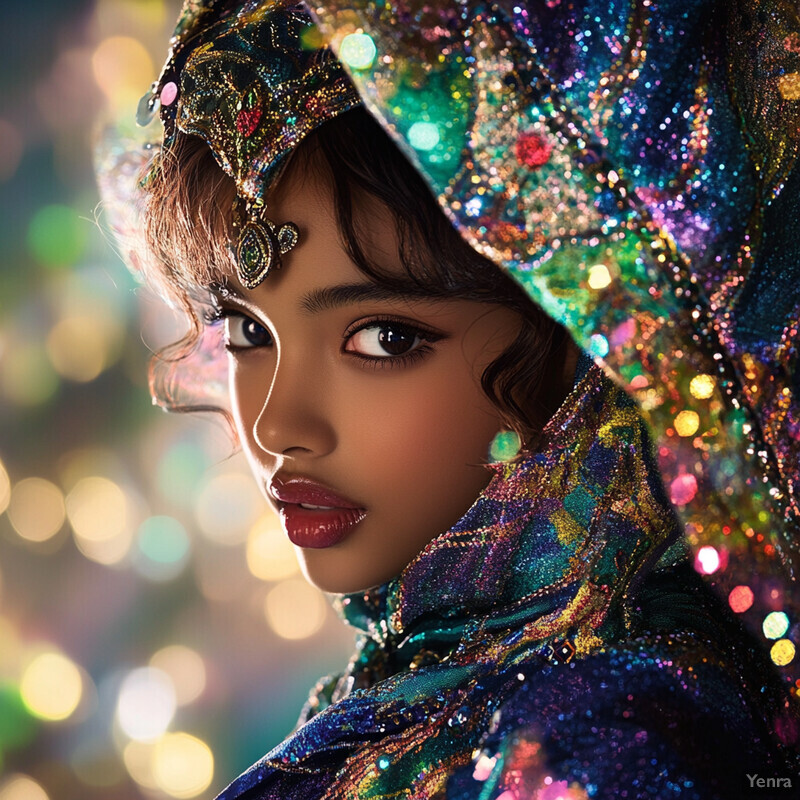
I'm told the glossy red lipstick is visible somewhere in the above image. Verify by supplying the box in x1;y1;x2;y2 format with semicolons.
269;476;366;548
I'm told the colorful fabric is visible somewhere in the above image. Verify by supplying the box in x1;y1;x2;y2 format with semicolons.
216;363;794;799
307;0;800;686
139;0;361;284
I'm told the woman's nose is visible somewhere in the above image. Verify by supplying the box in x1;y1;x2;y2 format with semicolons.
252;355;336;458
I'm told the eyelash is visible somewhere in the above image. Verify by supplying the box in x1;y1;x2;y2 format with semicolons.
203;306;272;353
203;305;229;326
203;307;443;367
343;316;444;370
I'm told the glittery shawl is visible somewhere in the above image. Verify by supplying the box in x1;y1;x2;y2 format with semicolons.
215;363;796;800
303;0;800;686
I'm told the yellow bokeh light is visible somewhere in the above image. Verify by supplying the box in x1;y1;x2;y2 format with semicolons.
265;579;327;640
123;741;158;791
0;457;10;515
95;0;168;35
150;646;206;706
8;478;65;542
66;476;128;542
770;639;796;666
46;316;109;382
91;36;155;113
247;513;299;581
153;733;214;799
74;525;134;565
66;477;133;564
0;774;49;800
20;651;83;721
587;264;612;290
778;72;800;101
689;373;715;400
674;410;700;437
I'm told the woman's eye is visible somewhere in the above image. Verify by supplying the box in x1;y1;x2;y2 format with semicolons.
346;323;424;358
224;314;273;349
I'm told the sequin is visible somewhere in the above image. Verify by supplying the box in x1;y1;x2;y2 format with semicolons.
160;81;178;107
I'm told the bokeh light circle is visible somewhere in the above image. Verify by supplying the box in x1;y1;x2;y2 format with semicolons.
674;410;700;438
1;343;59;407
149;646;206;706
763;611;790;640
408;121;440;151
246;513;298;581
339;32;377;70
728;585;754;613
264;579;327;640
0;774;49;800
0;458;10;516
134;516;190;581
152;732;214;798
771;639;796;667
587;264;612;290
694;546;720;575
116;667;177;741
27;205;88;269
66;476;133;565
589;333;609;358
20;652;83;721
195;472;263;545
689;373;715;399
670;473;698;506
66;476;128;542
122;741;158;791
46;316;110;382
91;36;155;114
8;478;65;542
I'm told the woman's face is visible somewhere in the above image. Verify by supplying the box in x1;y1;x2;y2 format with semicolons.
214;157;521;593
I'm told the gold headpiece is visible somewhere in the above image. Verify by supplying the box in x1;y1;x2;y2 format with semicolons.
139;1;361;287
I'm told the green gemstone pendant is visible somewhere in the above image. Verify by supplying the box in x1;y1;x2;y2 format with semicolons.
236;219;300;289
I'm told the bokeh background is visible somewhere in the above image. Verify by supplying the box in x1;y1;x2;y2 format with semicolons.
0;2;354;799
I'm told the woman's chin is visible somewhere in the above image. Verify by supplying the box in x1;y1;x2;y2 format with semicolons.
297;558;399;595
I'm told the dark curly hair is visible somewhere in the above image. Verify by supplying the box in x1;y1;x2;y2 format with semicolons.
140;107;571;446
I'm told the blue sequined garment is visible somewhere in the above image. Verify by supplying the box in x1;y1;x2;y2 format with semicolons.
215;364;796;799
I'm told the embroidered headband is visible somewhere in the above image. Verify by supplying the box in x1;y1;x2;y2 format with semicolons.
138;0;361;288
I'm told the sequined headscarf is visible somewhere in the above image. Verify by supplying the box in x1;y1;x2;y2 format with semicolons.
139;0;361;286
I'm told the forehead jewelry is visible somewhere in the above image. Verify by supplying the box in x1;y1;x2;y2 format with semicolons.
139;1;361;288
234;201;300;289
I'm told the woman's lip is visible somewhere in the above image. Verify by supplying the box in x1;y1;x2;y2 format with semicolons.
269;476;363;510
279;505;367;549
268;476;367;548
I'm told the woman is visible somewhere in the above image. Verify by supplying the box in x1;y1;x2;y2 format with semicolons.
111;0;799;797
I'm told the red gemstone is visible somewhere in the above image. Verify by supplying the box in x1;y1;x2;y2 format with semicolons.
236;107;262;137
515;132;552;168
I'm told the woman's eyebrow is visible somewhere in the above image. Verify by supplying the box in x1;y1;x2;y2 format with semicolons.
299;282;426;313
